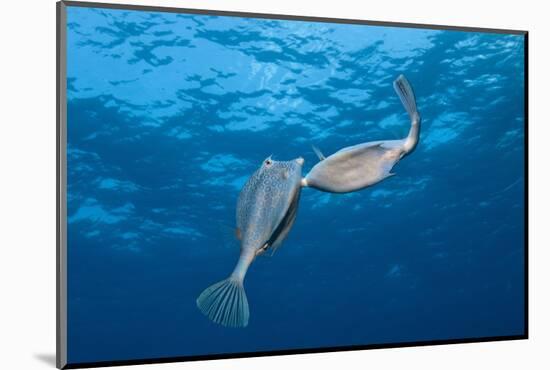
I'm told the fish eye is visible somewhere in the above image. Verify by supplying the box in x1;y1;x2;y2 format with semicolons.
265;159;272;166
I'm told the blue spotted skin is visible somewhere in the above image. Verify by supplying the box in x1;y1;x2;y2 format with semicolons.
237;158;303;253
230;157;303;280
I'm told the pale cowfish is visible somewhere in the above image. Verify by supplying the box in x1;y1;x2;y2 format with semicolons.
196;157;304;327
302;75;421;193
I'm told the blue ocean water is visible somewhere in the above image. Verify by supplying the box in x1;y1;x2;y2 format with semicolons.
65;6;525;364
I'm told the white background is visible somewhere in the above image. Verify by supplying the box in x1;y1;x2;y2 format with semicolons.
0;0;547;369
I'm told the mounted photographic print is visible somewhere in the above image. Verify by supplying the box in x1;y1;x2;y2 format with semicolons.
56;1;528;368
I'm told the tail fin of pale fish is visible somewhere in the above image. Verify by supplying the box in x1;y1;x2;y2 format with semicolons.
196;277;250;328
394;75;421;155
393;75;420;124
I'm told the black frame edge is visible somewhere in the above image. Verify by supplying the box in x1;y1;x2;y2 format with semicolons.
64;335;528;369
57;1;68;369
57;1;529;368
61;0;528;35
523;32;529;339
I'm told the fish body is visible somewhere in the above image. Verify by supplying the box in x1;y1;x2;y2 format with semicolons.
197;157;304;327
235;157;303;261
302;75;421;193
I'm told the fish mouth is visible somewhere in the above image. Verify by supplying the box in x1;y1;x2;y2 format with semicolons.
295;157;304;166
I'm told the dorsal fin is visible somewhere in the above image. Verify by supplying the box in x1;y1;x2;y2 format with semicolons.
312;145;326;161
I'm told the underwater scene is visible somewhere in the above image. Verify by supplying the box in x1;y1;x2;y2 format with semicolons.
65;5;526;364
